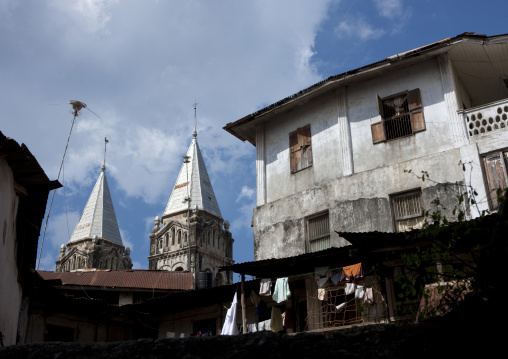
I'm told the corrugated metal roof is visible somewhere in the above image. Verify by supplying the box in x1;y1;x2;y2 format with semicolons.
37;270;194;291
224;32;508;145
0;131;61;191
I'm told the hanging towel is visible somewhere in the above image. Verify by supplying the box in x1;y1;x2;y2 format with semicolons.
259;278;272;296
270;307;284;332
363;287;374;304
272;277;291;303
221;293;239;335
345;282;356;295
318;288;328;301
258;319;271;331
355;285;365;299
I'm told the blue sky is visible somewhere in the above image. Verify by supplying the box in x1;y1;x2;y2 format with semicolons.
1;0;507;272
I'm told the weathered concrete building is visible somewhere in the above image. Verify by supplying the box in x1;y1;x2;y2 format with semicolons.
55;161;133;272
224;32;508;261
0;131;60;346
148;126;234;287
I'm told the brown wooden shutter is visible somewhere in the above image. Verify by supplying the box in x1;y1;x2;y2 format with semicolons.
377;94;386;118
408;89;426;133
299;125;313;169
371;122;385;144
483;153;507;209
289;129;300;173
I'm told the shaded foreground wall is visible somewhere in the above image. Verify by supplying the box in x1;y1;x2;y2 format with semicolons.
0;303;503;359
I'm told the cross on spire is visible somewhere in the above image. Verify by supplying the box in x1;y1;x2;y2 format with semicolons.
193;100;198;138
102;137;109;172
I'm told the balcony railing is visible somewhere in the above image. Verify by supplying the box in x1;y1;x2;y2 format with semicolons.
462;98;508;138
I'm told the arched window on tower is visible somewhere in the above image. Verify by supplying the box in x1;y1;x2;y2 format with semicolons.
208;231;211;246
106;258;110;269
213;230;216;248
165;233;169;247
184;232;188;244
172;227;175;245
178;230;181;244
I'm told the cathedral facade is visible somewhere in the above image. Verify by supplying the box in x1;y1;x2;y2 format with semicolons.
55;165;132;272
148;130;234;287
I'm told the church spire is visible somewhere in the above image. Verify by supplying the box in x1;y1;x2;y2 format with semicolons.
163;105;222;219
68;139;123;245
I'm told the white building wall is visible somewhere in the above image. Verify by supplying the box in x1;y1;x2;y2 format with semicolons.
0;157;22;346
262;58;463;206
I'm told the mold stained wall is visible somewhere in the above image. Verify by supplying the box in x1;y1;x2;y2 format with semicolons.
0;157;22;346
253;57;471;261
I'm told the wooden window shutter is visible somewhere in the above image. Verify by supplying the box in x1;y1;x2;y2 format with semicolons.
483;154;507;209
371;122;385;144
377;94;386;119
299;125;313;169
289;129;300;173
408;88;426;133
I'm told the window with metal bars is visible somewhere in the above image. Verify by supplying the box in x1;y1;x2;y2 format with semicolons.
391;190;424;232
307;212;330;253
371;89;426;143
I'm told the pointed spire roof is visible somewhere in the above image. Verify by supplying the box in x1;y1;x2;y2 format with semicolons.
69;168;123;245
164;135;222;219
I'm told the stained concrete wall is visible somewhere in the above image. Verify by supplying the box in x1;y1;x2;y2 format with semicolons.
252;54;508;261
0;157;22;346
254;147;466;260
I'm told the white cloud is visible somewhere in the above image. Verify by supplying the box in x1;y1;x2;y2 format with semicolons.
236;186;255;202
132;260;145;270
334;19;385;41
47;210;81;248
50;0;118;34
119;228;133;251
374;0;404;20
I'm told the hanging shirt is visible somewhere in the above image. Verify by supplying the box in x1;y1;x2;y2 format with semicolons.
272;277;291;303
270;307;284;332
221;292;239;335
259;278;272;296
340;263;364;283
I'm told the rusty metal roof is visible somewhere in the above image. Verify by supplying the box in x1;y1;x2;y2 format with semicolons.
0;131;61;191
37;270;194;291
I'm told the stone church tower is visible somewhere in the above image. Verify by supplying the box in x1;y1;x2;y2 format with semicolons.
148;124;234;287
55;158;132;272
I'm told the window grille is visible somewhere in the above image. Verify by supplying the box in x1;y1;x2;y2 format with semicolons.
308;212;330;253
391;190;424;232
382;93;412;140
371;89;426;144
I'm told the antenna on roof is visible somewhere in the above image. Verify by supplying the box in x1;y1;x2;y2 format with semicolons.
192;100;198;138
103;137;109;172
37;100;86;269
